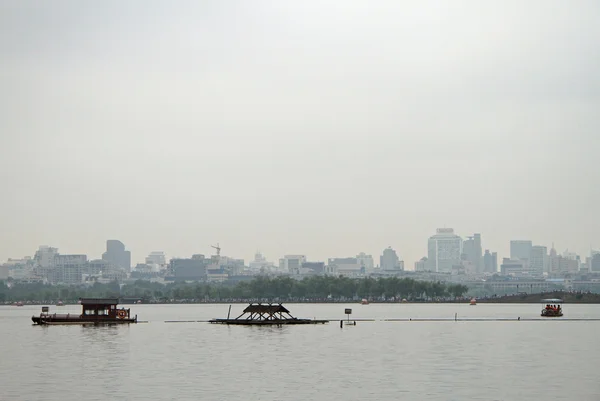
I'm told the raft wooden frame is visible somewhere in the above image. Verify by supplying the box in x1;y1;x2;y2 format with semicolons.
209;303;328;325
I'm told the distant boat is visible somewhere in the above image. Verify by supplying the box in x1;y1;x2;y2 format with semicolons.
541;298;563;317
470;298;477;305
56;301;64;306
360;299;369;305
13;302;24;307
32;298;138;325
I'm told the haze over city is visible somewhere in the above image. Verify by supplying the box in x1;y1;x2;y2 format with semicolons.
1;1;599;266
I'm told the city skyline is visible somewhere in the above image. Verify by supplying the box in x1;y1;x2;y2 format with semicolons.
1;2;599;269
2;230;597;271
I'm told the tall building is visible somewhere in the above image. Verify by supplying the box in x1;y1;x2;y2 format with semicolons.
249;252;276;272
279;255;306;275
328;257;362;276
549;256;578;276
86;259;127;282
530;246;548;275
591;252;600;272
414;257;428;271
145;251;166;267
427;228;462;273
380;247;402;270
0;265;8;280
170;255;209;281
500;258;526;276
33;245;59;281
301;262;326;275
356;252;375;272
53;254;87;285
34;246;58;268
102;240;131;273
462;233;482;272
483;250;498;273
510;240;532;263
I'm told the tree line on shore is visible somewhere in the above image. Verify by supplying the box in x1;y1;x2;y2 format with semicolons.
0;276;469;303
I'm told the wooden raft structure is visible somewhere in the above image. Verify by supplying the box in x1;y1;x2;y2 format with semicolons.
209;303;328;325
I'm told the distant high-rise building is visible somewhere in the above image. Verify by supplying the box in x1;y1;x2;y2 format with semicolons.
562;251;580;271
0;265;8;280
549;256;579;276
500;258;526;276
414;257;428;271
301;262;326;275
590;252;600;272
33;245;59;281
427;228;462;273
474;234;482;271
102;240;131;273
53;254;87;285
530;246;548;275
356;252;375;272
510;240;532;263
34;246;58;268
279;255;306;275
462;233;482;272
328;257;362;276
249;252;276;272
145;251;166;267
170;256;209;281
380;247;402;270
483;249;498;273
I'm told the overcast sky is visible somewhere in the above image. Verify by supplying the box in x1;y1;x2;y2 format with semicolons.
1;1;599;267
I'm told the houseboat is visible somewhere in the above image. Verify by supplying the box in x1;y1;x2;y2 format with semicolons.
32;298;137;325
541;298;563;317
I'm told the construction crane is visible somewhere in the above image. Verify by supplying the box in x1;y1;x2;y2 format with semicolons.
211;243;221;256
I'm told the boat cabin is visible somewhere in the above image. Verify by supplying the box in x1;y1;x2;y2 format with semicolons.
80;298;130;320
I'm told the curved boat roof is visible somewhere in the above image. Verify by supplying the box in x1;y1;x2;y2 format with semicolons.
541;298;563;303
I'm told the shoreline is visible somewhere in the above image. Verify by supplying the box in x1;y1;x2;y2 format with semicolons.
5;291;600;306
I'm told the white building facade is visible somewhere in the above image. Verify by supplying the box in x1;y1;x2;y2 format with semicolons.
427;228;462;273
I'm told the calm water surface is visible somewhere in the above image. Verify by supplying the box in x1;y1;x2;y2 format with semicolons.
1;303;599;401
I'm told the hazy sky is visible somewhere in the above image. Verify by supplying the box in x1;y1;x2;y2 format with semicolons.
1;1;599;267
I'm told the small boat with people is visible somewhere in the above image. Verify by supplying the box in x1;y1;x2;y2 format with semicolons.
32;298;137;325
541;298;563;317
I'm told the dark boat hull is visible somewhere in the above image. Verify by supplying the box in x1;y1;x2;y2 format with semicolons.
32;316;136;325
541;310;563;317
209;319;328;325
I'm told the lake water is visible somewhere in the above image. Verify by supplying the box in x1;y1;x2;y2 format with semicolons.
1;303;599;401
